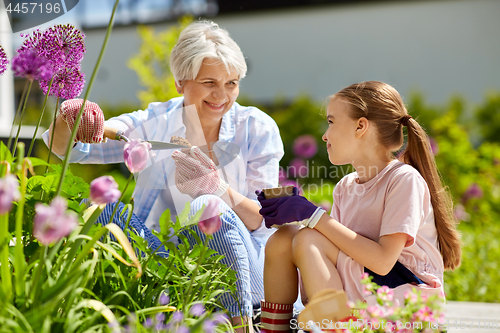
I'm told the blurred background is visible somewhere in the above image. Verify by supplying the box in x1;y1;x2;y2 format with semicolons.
1;0;500;304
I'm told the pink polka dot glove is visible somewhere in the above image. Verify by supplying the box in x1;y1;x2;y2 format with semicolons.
172;146;229;199
59;99;105;143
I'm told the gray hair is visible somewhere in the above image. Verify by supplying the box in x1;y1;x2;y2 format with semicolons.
170;20;247;84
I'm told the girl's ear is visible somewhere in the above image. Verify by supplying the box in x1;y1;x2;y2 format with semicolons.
355;117;369;138
175;81;184;94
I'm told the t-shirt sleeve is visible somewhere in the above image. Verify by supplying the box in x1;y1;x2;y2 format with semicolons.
380;171;430;247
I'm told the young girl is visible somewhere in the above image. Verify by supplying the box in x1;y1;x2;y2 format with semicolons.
257;81;461;332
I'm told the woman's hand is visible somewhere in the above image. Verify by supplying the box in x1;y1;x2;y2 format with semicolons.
59;98;105;143
256;188;326;229
172;146;229;199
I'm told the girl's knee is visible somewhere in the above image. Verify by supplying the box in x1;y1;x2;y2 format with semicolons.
292;228;340;265
265;226;298;258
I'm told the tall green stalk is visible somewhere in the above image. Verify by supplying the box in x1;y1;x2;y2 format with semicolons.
0;213;12;301
27;78;54;157
6;80;29;152
55;0;121;197
11;80;34;156
14;143;27;298
45;97;60;173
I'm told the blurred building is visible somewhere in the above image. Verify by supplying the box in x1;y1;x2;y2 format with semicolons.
2;0;500;114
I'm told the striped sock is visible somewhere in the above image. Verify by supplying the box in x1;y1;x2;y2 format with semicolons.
260;300;293;333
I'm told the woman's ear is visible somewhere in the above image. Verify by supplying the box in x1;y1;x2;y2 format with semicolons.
175;81;184;94
355;117;369;138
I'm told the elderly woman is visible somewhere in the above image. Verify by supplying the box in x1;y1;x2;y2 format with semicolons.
44;21;284;330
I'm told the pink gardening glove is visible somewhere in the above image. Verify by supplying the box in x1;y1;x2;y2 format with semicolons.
59;98;105;143
172;146;229;199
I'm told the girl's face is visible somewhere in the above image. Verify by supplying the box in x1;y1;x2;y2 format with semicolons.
177;57;240;124
322;97;360;165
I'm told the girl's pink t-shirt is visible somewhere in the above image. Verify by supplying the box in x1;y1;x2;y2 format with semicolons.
331;160;445;305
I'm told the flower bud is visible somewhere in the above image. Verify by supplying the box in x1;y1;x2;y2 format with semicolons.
198;199;222;235
90;176;121;205
34;197;78;245
123;139;153;173
0;175;21;215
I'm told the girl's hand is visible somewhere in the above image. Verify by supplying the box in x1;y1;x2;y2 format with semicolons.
257;189;326;229
59;99;105;143
172;146;229;199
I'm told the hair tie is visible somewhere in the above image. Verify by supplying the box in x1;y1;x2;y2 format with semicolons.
401;114;412;127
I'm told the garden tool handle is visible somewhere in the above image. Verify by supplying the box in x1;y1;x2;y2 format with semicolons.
104;126;129;142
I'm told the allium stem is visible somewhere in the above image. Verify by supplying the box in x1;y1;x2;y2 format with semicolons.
45;97;60;173
55;0;120;197
0;213;12;301
28;77;54;157
14;143;27;298
12;80;34;157
7;80;29;151
108;172;133;226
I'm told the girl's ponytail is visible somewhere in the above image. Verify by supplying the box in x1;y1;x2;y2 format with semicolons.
400;117;461;270
336;81;461;270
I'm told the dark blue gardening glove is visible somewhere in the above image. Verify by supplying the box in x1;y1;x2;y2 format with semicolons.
256;188;326;229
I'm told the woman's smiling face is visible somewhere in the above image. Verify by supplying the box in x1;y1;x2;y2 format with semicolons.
322;97;359;165
178;58;240;123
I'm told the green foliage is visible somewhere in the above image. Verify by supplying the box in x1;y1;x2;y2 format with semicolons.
475;93;500;144
128;16;193;108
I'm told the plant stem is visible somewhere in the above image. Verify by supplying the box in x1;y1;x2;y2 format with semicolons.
28;78;54;157
14;143;27;298
7;80;29;151
0;213;12;301
108;173;134;226
55;0;121;197
12;80;34;156
45;97;60;173
28;245;46;306
183;235;210;312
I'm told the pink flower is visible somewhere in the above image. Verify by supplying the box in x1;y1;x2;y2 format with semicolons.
453;204;470;221
293;135;318;159
0;175;21;215
288;158;308;178
404;290;419;303
367;305;384;317
462;183;483;202
278;167;287;183
198;199;222;235
429;137;439;155
377;286;394;302
413;306;435;322
124;139;153;173
34;197;78;245
90;176;121;205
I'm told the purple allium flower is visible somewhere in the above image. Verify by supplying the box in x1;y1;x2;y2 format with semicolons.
0;44;8;76
0;175;21;215
11;50;53;81
17;30;46;57
90;176;121;205
39;67;85;99
176;325;189;333
293;135;318;159
123;139;153;173
288;158;308;178
42;24;86;71
144;317;153;328
171;311;184;323
429;137;439;155
155;312;166;323
33;197;79;245
211;313;229;325
202;319;216;333
190;303;205;317
462;183;483;203
198;199;222;236
159;292;170;305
